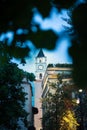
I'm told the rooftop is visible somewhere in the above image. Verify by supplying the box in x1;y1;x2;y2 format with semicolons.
36;49;45;58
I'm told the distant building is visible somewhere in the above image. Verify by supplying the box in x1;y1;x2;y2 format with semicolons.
42;66;73;98
19;78;38;130
34;49;47;130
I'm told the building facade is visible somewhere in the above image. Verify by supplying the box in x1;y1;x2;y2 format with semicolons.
42;66;73;99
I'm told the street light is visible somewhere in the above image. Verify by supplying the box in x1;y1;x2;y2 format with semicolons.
77;89;84;130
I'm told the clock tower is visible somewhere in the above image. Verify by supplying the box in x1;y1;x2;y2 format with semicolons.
34;49;47;130
35;49;47;80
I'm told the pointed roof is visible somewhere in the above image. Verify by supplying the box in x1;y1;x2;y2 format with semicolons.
36;49;45;58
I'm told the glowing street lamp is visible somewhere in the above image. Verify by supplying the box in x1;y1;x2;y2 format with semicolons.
77;89;84;130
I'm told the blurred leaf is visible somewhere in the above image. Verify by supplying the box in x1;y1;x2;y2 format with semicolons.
29;29;58;50
69;40;87;88
52;0;76;10
72;3;87;42
34;0;52;18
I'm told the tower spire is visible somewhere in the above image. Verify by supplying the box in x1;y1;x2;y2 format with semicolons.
36;48;45;58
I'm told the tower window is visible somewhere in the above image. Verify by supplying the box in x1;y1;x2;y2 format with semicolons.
39;73;42;79
39;59;42;63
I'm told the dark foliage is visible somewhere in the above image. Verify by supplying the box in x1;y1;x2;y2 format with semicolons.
0;62;28;129
42;74;76;130
55;63;73;68
0;0;87;88
24;72;36;81
0;0;58;63
69;3;87;88
52;0;77;10
47;63;54;67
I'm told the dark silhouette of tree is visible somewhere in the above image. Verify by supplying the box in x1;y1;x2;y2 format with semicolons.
0;0;78;59
69;3;87;88
47;64;54;68
0;0;87;87
25;72;36;81
0;60;35;129
0;0;58;63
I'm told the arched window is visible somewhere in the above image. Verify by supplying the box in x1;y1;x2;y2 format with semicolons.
39;73;42;79
39;59;42;63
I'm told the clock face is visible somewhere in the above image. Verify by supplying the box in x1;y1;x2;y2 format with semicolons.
38;65;43;69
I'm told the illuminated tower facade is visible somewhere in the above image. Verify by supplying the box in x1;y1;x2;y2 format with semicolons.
34;49;47;130
35;49;47;80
